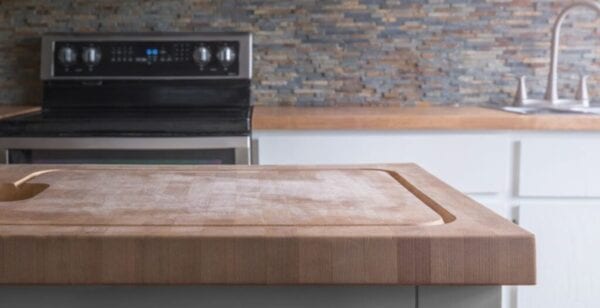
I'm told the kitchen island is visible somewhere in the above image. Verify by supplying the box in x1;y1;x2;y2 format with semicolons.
0;164;534;308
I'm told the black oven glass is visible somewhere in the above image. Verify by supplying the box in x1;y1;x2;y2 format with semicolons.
7;149;234;165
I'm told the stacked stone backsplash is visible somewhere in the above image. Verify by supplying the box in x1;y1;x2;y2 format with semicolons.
1;0;599;106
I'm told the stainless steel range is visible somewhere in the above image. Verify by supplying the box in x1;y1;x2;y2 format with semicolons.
0;33;252;165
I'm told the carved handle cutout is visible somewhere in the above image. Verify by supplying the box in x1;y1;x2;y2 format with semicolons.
0;170;59;202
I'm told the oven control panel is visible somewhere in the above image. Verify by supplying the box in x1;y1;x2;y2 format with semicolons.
41;33;252;80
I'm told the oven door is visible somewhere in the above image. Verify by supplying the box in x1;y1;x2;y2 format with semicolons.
0;137;250;165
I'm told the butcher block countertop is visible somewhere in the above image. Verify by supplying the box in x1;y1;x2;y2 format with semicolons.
1;105;600;131
0;164;535;285
253;106;600;131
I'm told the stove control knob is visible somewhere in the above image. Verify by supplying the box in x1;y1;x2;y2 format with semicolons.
217;46;236;67
57;46;77;66
82;47;102;66
193;46;212;66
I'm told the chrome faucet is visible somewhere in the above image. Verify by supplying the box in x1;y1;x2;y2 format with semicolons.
515;0;600;107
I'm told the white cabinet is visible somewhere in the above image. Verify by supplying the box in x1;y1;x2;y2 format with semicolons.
518;136;600;197
518;204;600;308
254;131;510;195
254;129;600;308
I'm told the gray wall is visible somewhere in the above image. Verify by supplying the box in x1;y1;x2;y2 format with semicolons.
0;0;598;106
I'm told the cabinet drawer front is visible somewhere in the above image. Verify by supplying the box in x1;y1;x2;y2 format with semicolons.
255;132;509;194
519;138;600;197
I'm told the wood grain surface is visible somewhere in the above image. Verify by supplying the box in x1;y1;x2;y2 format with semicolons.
0;106;40;120
253;106;600;131
0;168;443;227
1;105;600;131
0;164;535;285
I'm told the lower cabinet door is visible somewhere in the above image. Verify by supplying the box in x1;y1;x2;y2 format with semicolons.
519;204;600;308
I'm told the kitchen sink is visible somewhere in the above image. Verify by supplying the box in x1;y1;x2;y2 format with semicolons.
486;104;600;115
558;106;600;114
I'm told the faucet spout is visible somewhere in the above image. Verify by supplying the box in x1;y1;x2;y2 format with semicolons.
545;0;600;104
